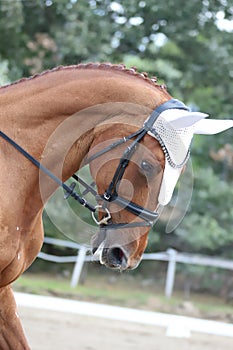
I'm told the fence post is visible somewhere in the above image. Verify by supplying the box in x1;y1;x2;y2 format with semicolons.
165;249;177;298
70;246;87;288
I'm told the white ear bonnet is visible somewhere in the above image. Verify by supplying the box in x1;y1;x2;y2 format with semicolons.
146;101;233;206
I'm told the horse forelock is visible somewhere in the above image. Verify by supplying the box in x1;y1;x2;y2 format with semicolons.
0;62;167;91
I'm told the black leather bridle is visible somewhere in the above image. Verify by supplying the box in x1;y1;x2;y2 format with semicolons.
0;99;189;230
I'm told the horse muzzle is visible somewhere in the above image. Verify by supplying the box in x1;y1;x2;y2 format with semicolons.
91;226;145;271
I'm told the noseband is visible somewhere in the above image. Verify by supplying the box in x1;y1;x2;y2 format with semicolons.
0;99;189;230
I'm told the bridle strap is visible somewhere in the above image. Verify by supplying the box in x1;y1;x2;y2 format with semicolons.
103;128;147;201
0;98;189;230
100;221;152;229
71;174;158;223
86;99;188;164
86;128;144;163
101;99;189;204
97;194;158;222
144;98;188;130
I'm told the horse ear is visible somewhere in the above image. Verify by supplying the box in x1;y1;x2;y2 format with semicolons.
162;110;233;134
162;111;209;129
194;119;233;135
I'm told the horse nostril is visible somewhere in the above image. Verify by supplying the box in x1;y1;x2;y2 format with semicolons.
107;247;128;270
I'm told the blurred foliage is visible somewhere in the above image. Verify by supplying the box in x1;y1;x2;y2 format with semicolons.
1;0;233;264
0;58;10;85
176;168;233;256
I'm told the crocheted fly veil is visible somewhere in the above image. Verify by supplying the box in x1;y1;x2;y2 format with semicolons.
146;108;233;207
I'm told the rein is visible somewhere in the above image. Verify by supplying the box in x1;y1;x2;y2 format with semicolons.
0;130;96;212
0;99;189;229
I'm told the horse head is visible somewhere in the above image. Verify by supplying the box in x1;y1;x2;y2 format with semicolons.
89;102;233;271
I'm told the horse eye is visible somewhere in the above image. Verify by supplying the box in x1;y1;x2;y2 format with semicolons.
141;160;154;173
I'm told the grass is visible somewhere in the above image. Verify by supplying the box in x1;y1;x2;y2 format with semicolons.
12;270;233;322
13;272;152;307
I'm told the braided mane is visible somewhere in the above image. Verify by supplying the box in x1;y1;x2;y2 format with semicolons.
0;62;166;90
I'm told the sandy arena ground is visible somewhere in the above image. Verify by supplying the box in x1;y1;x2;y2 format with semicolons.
18;306;233;350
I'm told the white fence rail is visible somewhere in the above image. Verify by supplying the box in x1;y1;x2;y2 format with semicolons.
37;237;233;298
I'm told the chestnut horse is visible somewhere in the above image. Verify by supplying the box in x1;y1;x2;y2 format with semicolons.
0;63;232;349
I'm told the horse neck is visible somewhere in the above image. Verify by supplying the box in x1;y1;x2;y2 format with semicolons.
0;66;170;199
0;65;170;126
